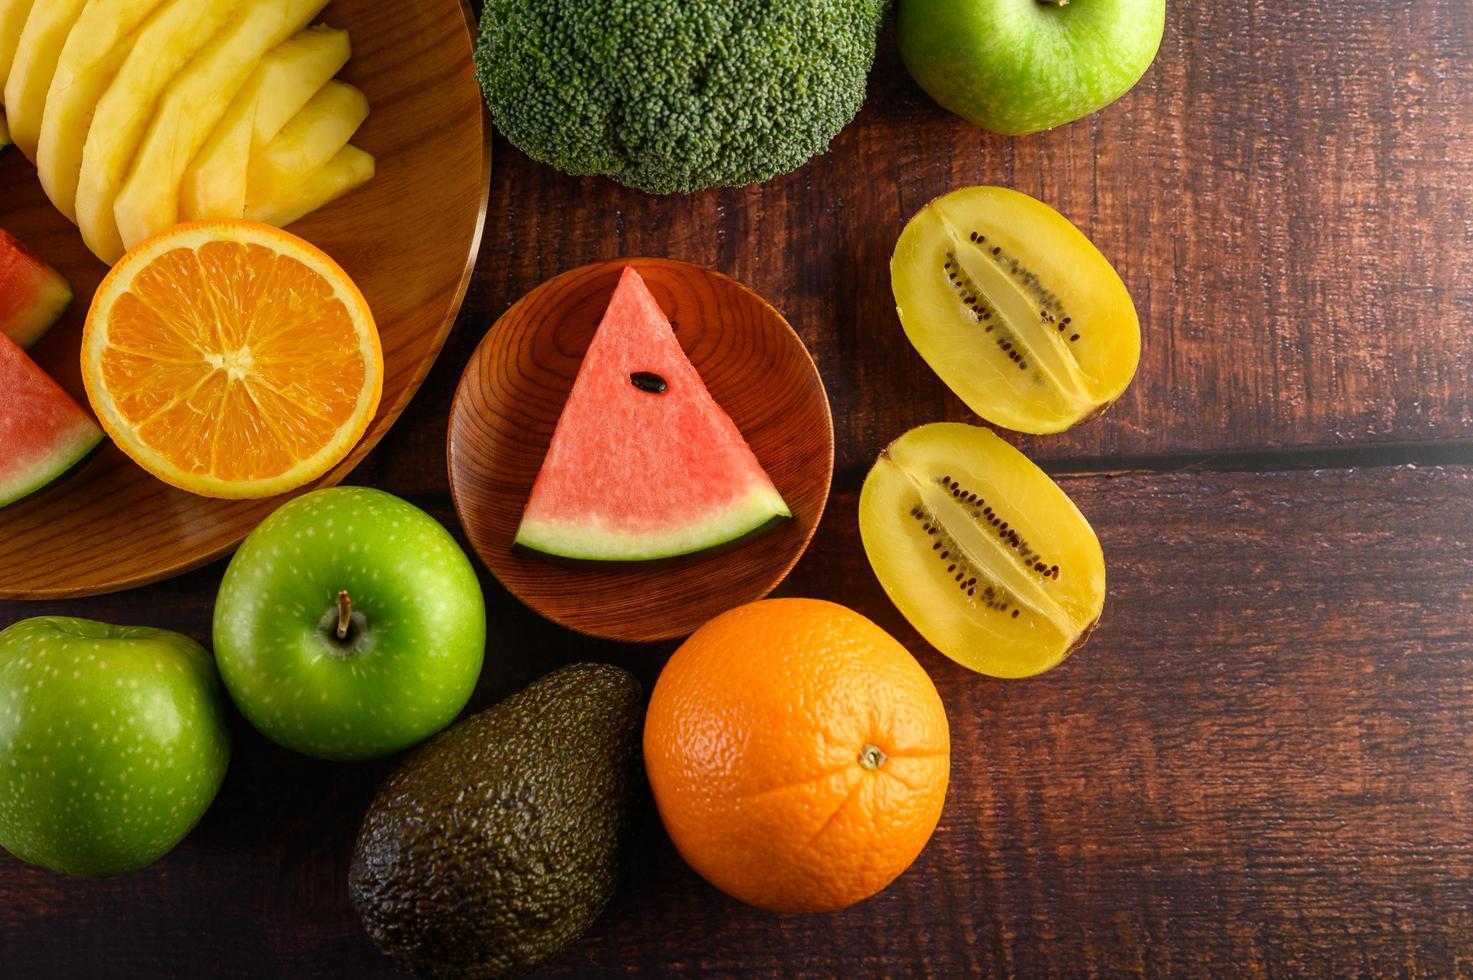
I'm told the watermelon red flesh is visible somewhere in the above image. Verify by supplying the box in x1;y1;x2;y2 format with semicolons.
0;331;103;508
514;266;791;562
0;228;73;349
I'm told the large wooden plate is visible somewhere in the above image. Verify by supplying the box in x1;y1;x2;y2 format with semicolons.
447;258;835;642
0;0;489;598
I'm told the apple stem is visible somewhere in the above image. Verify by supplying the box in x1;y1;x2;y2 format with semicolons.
1037;0;1069;5
336;591;352;640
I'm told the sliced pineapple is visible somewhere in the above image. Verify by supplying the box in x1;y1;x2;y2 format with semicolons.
37;0;171;219
180;24;348;221
76;0;243;264
0;0;34;96
4;0;88;158
249;79;366;185
112;0;329;252
246;142;373;227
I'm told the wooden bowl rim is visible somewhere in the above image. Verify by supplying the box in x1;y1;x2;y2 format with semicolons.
446;256;836;642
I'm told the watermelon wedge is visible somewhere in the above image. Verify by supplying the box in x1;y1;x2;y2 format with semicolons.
514;266;791;562
0;331;103;508
0;228;73;349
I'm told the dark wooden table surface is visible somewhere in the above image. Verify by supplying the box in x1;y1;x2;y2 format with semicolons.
4;2;1473;976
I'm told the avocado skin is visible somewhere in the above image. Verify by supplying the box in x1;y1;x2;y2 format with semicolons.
349;663;644;979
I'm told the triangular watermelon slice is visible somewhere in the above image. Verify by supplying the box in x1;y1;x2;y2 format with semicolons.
0;227;73;349
514;266;791;562
0;331;103;508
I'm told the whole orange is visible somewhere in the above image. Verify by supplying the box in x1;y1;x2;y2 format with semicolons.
644;598;950;914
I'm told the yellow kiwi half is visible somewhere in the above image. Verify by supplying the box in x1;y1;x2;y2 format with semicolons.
891;186;1140;434
859;422;1105;678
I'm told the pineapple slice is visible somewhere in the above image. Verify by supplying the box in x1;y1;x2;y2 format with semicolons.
0;0;34;95
112;0;329;252
180;24;348;221
246;143;373;227
4;0;88;158
76;0;243;264
37;0;171;219
249;79;367;184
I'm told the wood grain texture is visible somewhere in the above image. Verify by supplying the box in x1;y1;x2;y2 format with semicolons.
447;258;834;641
0;0;489;599
1;464;1470;977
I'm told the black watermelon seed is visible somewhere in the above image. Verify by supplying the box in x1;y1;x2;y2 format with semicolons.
630;371;668;393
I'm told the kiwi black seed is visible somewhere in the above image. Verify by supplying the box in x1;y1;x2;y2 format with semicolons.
947;236;1080;359
909;505;1013;611
942;254;1038;371
906;475;1058;617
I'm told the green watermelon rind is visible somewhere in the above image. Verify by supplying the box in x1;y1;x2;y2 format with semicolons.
4;273;73;350
513;483;792;563
0;419;104;509
0;224;74;349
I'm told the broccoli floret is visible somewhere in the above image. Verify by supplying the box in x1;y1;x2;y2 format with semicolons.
475;0;887;195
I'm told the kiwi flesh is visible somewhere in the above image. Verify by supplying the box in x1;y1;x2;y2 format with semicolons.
891;185;1141;434
859;422;1105;678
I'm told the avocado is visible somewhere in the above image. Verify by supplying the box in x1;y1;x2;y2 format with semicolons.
349;663;644;979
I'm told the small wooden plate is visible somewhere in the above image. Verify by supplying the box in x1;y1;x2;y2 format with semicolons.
447;258;834;642
0;0;489;598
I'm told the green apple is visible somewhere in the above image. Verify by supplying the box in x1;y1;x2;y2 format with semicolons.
898;0;1166;135
213;486;485;762
0;617;231;876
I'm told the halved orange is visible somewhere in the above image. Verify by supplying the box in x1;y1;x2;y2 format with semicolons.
82;221;382;499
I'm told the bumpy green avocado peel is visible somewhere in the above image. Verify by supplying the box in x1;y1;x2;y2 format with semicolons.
349;663;644;979
475;0;888;195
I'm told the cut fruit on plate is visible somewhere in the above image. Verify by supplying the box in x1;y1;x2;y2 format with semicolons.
514;265;791;563
35;0;175;220
859;422;1105;678
0;331;103;509
248;78;367;182
2;0;87;159
75;0;242;264
243;79;372;225
892;185;1140;434
180;23;350;221
111;0;328;252
0;227;73;349
81;220;383;499
245;143;374;226
0;0;33;93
